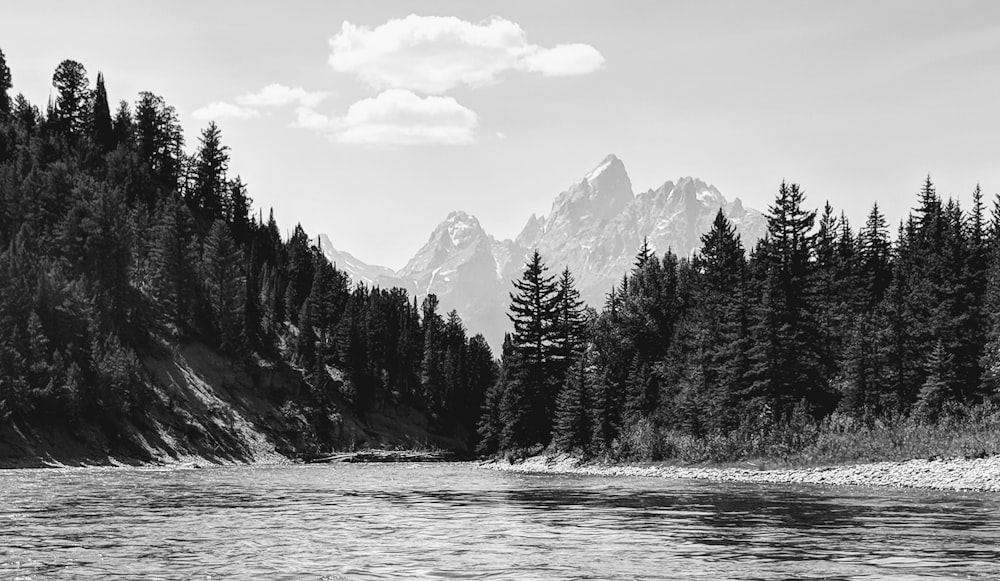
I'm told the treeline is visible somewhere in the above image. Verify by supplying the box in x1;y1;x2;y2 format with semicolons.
0;52;493;448
482;176;1000;459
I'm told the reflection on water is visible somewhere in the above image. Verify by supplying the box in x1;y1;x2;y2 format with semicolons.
1;463;998;579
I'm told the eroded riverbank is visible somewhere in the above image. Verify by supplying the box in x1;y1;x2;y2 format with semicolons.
481;453;1000;492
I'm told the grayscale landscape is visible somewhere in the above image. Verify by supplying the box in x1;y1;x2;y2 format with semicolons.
1;2;999;579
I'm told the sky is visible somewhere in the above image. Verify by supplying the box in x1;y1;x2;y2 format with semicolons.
2;1;999;270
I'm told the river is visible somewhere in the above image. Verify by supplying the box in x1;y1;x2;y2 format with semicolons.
1;463;998;579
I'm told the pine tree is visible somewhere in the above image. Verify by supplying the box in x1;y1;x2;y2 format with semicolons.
553;267;587;374
963;184;990;402
634;237;653;269
858;203;892;307
91;72;114;152
0;48;12;117
914;340;954;422
202;220;246;351
747;182;831;421
85;185;133;334
188;121;229;221
839;310;891;417
150;195;183;331
228;176;252;245
134;91;183;193
283;224;313;324
463;333;496;440
51;59;90;139
623;354;655;421
477;379;505;455
505;250;561;446
478;333;514;455
882;222;926;412
420;293;444;412
980;237;1000;395
112;100;133;146
553;347;596;453
693;209;748;432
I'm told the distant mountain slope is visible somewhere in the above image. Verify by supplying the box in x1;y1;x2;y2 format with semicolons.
318;234;403;289
320;155;767;349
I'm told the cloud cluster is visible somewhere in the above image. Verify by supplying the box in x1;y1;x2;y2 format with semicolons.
237;84;330;108
193;84;330;121
328;15;604;94
292;90;477;145
193;15;603;145
193;101;260;121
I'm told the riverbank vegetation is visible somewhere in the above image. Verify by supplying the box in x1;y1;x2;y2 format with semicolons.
0;51;494;463
481;169;1000;465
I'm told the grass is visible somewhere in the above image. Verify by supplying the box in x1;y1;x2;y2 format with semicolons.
611;404;1000;468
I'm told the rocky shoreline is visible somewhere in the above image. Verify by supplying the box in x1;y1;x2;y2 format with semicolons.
480;454;1000;492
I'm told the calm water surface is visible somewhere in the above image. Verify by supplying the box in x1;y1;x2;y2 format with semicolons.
1;462;998;580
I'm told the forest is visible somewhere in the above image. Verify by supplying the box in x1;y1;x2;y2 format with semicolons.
3;49;998;466
482;173;1000;462
0;51;495;459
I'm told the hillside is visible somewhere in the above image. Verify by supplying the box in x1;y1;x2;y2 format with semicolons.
0;53;491;467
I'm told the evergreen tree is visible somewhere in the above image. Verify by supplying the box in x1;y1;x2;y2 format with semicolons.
150;195;183;331
463;333;496;439
112;100;133;146
420;294;445;412
85;185;133;334
980;237;1000;395
914;340;954;422
51;59;90;139
504;250;561;446
692;209;749;432
623;354;655;421
134;91;183;193
553;267;587;372
91;72;114;152
858;203;892;307
0;48;12;117
747;182;832;420
202;220;246;351
284;224;313;324
188;121;229;221
228;176;252;245
553;346;596;453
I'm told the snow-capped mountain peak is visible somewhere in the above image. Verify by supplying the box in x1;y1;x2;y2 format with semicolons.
320;155;767;351
439;210;484;248
541;154;635;245
317;234;398;288
584;153;622;183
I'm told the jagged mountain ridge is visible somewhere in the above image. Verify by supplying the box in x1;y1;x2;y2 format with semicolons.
319;155;767;350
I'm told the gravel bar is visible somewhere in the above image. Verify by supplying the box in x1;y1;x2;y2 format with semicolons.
480;454;1000;492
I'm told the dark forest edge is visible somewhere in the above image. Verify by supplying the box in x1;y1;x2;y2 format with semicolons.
0;54;496;467
480;165;1000;467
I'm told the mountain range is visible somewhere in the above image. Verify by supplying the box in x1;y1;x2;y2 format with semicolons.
319;154;768;350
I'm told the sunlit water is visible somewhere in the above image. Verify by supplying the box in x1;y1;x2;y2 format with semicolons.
1;463;998;580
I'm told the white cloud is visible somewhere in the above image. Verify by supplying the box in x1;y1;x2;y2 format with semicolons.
520;44;606;76
192;101;261;120
292;106;336;131
294;89;478;146
329;15;605;94
337;89;478;145
237;84;330;108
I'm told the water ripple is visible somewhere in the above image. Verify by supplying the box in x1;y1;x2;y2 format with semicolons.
0;463;998;579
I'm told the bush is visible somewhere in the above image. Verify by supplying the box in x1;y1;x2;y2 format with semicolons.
611;403;1000;466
